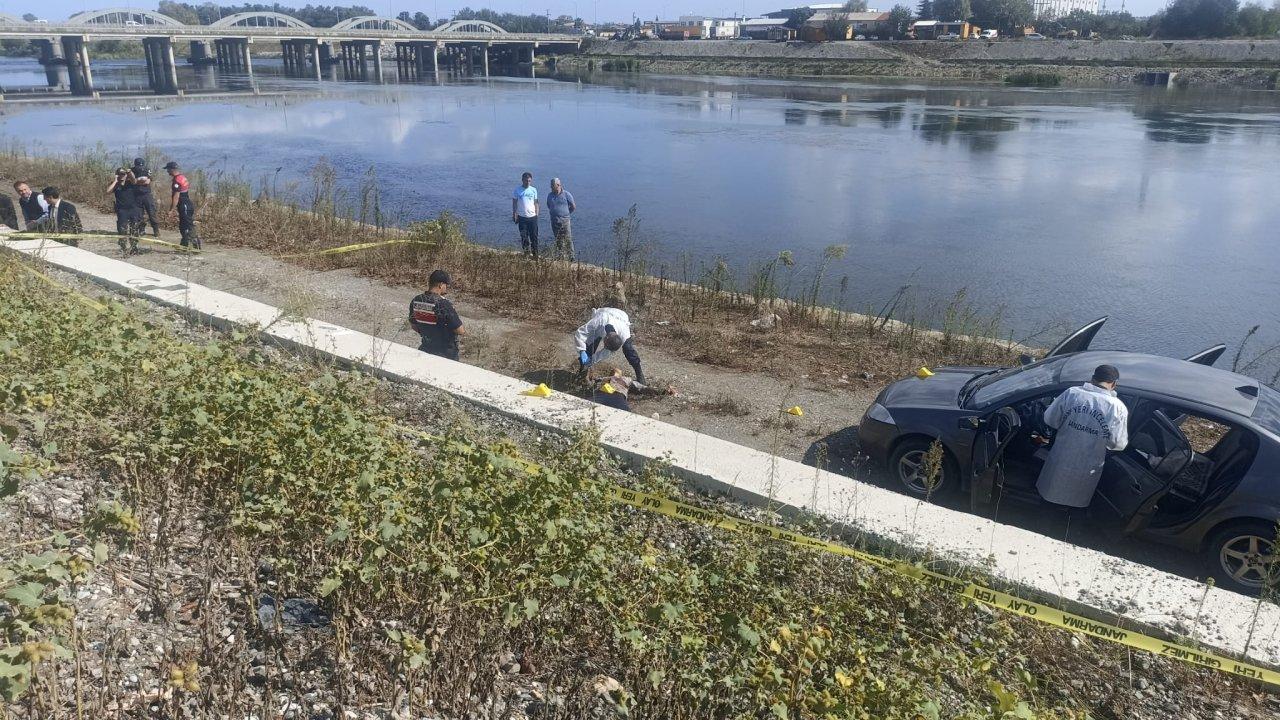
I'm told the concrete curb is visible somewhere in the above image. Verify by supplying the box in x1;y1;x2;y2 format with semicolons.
7;237;1279;668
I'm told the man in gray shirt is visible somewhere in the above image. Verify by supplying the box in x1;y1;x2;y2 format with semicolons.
545;177;576;261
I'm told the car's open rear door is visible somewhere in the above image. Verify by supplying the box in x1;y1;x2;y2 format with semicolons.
1044;316;1108;358
1093;410;1193;534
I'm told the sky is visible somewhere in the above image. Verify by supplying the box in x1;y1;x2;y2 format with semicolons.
20;0;1169;26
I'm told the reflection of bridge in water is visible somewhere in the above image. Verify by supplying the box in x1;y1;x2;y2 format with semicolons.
0;7;581;98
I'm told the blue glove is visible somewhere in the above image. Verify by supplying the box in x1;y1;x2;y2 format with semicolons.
579;350;591;366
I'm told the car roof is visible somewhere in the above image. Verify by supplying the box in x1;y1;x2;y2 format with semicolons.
1058;351;1261;418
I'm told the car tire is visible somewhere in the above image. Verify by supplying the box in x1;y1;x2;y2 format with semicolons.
1204;520;1279;595
889;437;957;499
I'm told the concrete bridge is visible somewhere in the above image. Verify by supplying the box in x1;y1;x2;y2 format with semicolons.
0;8;581;97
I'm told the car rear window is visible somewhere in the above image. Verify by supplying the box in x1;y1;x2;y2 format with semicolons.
1254;386;1280;436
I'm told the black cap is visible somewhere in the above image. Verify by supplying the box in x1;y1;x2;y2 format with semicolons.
163;161;179;170
1092;364;1120;384
428;269;451;287
132;157;145;167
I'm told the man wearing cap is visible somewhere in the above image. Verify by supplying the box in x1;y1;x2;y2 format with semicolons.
409;270;465;361
130;158;161;237
164;161;200;249
1036;364;1129;509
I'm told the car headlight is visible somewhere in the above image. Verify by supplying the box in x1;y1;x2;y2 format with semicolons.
864;402;895;426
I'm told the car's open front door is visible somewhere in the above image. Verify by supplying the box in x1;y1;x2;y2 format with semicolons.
1044;316;1108;358
1093;410;1193;534
968;407;1021;510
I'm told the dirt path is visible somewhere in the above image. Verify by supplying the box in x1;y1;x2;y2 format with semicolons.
70;206;877;466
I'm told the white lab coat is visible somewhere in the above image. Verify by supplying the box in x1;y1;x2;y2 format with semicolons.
573;307;632;364
1036;382;1130;508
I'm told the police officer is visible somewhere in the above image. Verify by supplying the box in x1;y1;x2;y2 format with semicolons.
130;158;161;237
408;270;465;361
164;161;200;249
107;167;144;255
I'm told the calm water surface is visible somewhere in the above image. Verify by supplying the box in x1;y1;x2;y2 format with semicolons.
2;57;1278;375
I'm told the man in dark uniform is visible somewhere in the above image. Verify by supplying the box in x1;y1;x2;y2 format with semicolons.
164;161;200;249
130;158;161;237
107;167;145;255
408;270;465;361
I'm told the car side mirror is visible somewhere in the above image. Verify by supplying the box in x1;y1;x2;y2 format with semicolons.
959;416;981;430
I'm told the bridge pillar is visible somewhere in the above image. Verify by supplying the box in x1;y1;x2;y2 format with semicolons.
143;37;179;94
59;36;93;96
310;40;322;80
189;40;210;65
239;39;253;75
431;42;440;75
371;40;383;80
482;44;490;76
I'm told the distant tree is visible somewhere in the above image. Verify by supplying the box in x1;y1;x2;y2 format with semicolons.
917;0;935;19
932;0;973;21
1155;0;1240;38
970;0;1032;33
1236;1;1280;35
823;11;852;38
785;7;817;28
889;4;916;36
158;0;202;25
21;13;38;22
412;12;432;30
843;0;870;10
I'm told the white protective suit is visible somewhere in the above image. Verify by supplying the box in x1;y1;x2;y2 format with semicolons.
1036;382;1130;508
573;307;632;364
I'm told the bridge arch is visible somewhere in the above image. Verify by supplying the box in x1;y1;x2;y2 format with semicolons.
436;20;509;34
211;12;312;29
67;7;187;26
330;16;418;32
0;13;27;24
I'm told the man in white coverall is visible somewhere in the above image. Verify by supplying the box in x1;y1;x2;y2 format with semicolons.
1036;364;1129;508
573;307;646;384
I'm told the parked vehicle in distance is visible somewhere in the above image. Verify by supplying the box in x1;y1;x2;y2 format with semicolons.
1023;32;1047;39
938;32;961;40
856;316;1280;595
979;29;998;39
125;20;140;26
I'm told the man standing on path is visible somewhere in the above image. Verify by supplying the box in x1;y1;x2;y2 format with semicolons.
107;167;144;255
511;171;540;258
130;157;161;237
574;307;646;384
34;187;82;241
165;161;201;249
1036;364;1129;510
13;182;47;229
546;177;576;261
409;269;465;361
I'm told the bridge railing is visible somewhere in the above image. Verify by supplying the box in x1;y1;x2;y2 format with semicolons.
0;23;580;43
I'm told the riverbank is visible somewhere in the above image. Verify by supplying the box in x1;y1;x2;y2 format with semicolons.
9;253;1278;718
560;39;1280;88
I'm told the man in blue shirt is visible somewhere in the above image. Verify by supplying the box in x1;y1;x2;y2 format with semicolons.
546;177;576;261
511;171;540;258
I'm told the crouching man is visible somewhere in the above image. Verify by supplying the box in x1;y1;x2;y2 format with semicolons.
573;307;645;384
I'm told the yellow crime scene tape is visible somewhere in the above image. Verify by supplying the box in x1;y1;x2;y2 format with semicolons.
9;231;202;253
398;424;1279;687
279;238;432;258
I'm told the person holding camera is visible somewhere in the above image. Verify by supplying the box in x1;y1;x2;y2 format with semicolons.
130;158;161;237
107;167;145;255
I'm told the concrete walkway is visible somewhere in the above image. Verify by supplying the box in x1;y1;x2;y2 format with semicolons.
6;236;1280;669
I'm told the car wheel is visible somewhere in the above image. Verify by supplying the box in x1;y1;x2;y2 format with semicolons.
889;438;956;498
1204;521;1279;594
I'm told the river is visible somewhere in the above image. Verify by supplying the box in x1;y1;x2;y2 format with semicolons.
2;56;1278;378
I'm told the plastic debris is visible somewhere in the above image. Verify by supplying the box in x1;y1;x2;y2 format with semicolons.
521;383;553;398
784;406;804;417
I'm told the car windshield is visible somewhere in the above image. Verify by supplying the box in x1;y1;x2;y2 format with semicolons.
967;356;1068;408
1253;385;1280;437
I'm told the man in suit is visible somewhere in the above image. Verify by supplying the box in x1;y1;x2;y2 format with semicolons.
33;186;82;243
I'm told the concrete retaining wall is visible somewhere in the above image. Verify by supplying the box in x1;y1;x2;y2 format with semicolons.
7;237;1280;669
